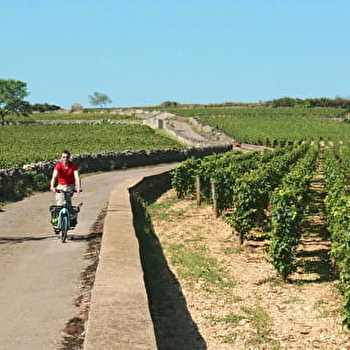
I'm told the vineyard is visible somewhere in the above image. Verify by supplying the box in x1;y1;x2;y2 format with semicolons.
3;112;142;121
0;123;183;168
2;107;350;168
161;106;349;145
3;107;350;344
171;141;350;328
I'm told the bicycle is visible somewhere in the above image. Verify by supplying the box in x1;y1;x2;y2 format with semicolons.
49;189;82;243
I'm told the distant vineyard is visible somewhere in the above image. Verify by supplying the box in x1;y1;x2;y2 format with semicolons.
164;107;349;145
171;142;350;327
4;112;142;121
162;106;344;118
200;114;350;144
0;123;183;168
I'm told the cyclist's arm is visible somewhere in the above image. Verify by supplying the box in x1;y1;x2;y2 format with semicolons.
74;169;82;192
50;169;58;192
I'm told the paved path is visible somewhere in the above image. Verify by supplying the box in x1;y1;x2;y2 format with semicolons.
0;164;176;350
0;113;240;349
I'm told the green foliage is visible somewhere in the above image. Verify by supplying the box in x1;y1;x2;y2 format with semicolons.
169;135;350;329
31;103;61;112
7;112;141;121
13;178;28;199
172;143;312;247
266;96;350;109
269;147;317;280
88;92;112;108
171;149;271;210
157;107;347;145
70;103;84;112
322;147;350;327
228;143;309;245
160;101;181;107
197;151;261;206
171;157;202;198
200;109;346;145
2;170;50;201
0;124;183;168
0;79;31;124
269;97;311;108
29;172;50;191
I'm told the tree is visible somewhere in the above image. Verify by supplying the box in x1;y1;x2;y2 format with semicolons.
70;103;84;112
0;79;31;125
88;92;112;108
31;103;61;112
160;101;181;107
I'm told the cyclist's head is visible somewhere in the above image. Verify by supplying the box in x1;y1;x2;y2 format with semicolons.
61;150;71;160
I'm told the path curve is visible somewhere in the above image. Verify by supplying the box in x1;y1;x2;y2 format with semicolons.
0;164;175;350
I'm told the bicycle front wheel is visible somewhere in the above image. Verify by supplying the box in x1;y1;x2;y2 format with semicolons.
60;214;69;243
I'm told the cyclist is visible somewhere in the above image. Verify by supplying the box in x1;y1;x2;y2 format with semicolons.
50;150;82;224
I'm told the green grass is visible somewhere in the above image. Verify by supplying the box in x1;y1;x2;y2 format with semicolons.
242;305;271;336
162;240;236;293
148;196;237;291
168;244;221;282
146;200;187;221
212;305;280;348
146;193;286;347
212;313;246;325
241;305;281;348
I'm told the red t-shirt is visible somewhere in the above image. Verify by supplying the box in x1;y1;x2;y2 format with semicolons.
54;161;78;186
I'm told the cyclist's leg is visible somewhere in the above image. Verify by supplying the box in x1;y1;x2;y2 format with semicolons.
65;185;76;226
60;185;75;208
63;184;75;207
55;184;65;205
55;184;75;206
53;185;66;231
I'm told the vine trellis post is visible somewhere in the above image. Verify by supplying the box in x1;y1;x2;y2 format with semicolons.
196;175;201;206
211;180;219;218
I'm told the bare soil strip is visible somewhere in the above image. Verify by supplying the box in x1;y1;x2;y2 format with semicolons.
147;187;350;350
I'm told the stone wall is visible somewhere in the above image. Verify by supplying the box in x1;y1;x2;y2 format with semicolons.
0;145;232;201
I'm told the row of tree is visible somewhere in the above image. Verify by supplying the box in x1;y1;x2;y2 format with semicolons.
155;97;350;110
0;78;113;125
159;97;350;110
265;96;350;109
2;77;349;125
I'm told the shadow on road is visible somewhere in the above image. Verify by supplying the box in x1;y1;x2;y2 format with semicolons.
131;195;207;350
68;232;103;242
0;235;55;244
0;232;102;245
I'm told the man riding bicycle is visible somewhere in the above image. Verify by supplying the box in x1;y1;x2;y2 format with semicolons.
50;150;82;226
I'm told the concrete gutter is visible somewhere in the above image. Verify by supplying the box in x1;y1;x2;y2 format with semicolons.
83;169;173;350
82;114;241;349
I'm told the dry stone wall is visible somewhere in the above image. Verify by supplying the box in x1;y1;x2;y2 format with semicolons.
0;145;232;201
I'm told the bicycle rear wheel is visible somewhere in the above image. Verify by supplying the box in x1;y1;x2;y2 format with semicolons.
60;214;69;243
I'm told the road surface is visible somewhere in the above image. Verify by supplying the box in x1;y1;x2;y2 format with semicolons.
0;164;176;350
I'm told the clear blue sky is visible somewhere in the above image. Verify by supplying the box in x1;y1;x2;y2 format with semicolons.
1;1;349;109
